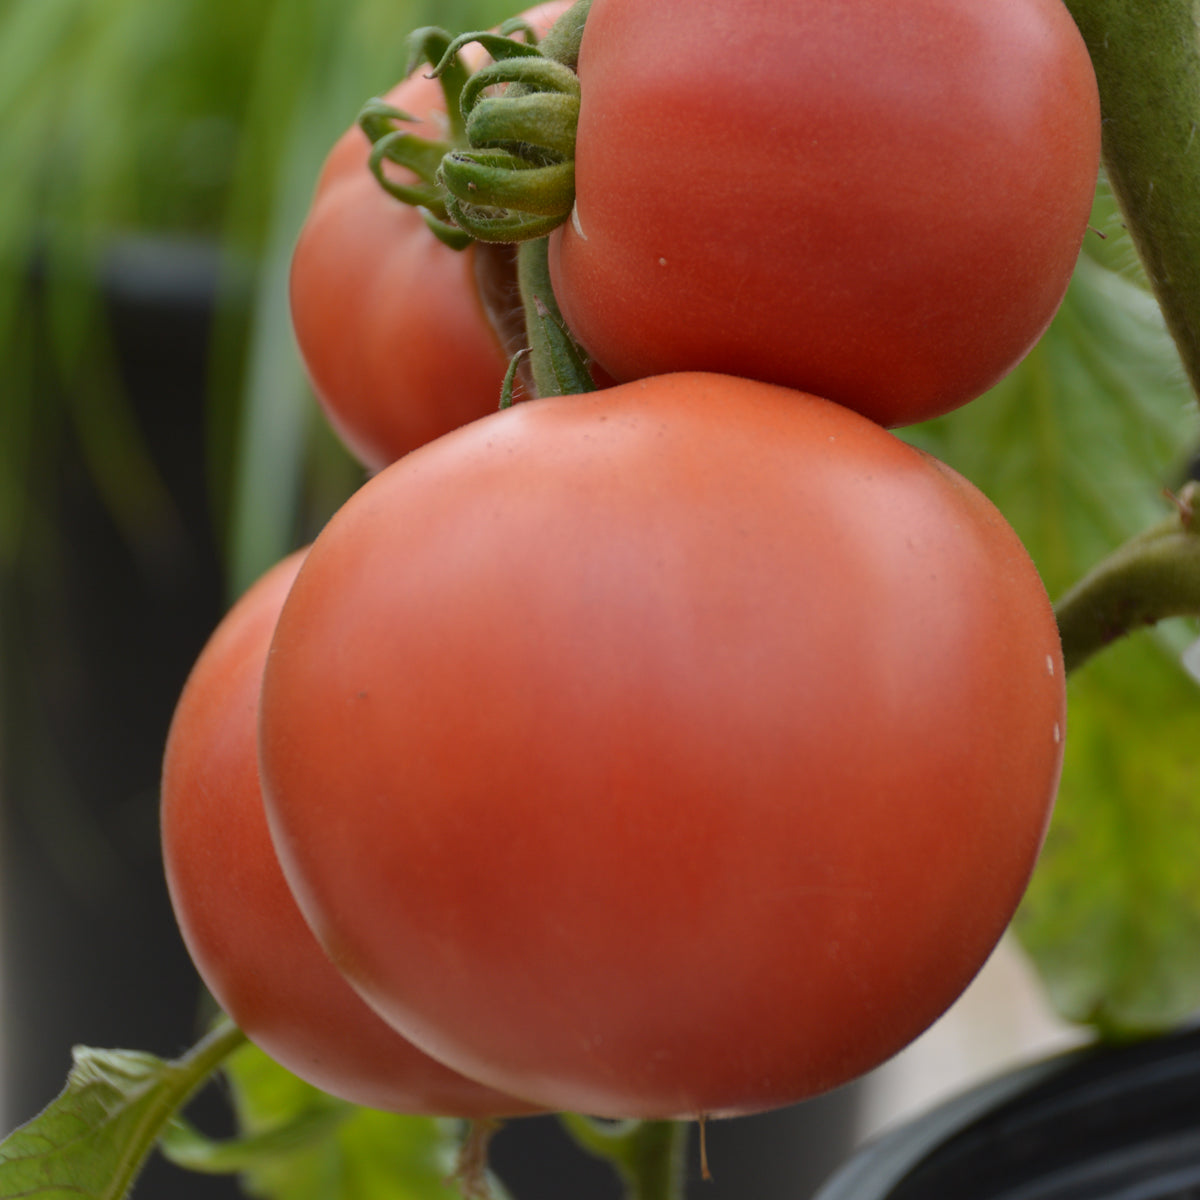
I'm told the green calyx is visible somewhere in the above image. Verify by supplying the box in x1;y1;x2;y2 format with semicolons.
438;49;581;243
358;0;590;249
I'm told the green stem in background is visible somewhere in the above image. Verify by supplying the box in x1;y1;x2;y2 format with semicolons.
1055;483;1200;673
558;1115;689;1200
1061;0;1200;398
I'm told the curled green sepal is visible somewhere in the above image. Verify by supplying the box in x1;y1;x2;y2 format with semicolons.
460;55;582;116
361;3;589;248
443;196;569;243
358;100;474;249
528;291;595;396
367;130;447;207
499;349;530;409
403;27;471;142
496;15;545;44
439;53;581;240
467;85;580;160
358;99;418;147
419;209;475;251
442;151;574;216
431;30;544;78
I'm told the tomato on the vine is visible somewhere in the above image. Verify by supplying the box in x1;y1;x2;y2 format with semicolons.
289;3;568;471
258;373;1066;1120
161;550;541;1116
547;0;1100;428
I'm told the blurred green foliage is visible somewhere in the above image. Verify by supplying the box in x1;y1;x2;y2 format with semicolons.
0;0;516;594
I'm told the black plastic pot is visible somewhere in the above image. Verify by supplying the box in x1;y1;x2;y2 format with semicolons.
814;1023;1200;1200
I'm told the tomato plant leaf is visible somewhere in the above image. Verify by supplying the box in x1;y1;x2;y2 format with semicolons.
159;1108;352;1175
905;254;1197;601
906;226;1200;1035
222;1041;479;1200
1015;636;1200;1036
0;1020;244;1200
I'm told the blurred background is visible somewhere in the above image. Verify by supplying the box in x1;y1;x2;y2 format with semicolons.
0;1;1197;1198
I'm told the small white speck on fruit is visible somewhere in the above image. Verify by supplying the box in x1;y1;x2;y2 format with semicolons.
1046;654;1056;677
571;203;587;240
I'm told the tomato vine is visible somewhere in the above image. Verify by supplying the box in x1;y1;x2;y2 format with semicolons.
1054;482;1200;672
1062;0;1200;399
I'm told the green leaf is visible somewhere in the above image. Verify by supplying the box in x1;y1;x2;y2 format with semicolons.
1015;636;1200;1036
904;254;1198;600
160;1108;352;1176
222;1041;472;1200
0;1020;245;1200
904;241;1200;1036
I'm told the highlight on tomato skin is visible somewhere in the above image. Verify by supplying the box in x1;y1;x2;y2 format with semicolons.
549;0;1101;428
257;371;1067;1122
160;549;543;1118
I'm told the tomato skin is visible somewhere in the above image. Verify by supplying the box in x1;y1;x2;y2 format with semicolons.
549;0;1100;428
258;373;1065;1119
161;551;541;1116
290;97;506;472
289;2;569;471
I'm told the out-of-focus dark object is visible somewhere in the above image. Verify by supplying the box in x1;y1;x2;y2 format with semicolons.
814;1024;1200;1199
0;238;241;1196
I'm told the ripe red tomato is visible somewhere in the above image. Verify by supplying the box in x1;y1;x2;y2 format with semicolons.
289;3;569;471
161;550;540;1116
548;0;1100;428
258;373;1066;1120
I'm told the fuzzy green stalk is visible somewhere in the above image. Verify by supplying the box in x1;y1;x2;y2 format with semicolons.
1062;1;1200;399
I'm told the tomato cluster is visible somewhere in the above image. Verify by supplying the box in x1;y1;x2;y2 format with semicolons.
165;0;1092;1124
161;551;542;1116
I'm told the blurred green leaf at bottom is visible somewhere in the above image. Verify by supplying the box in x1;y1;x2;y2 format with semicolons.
220;1041;473;1200
0;1026;241;1200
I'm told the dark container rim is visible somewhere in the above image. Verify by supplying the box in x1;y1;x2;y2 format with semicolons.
814;1021;1200;1200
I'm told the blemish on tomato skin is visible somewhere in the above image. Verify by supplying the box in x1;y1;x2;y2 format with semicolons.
1053;723;1062;744
1046;654;1056;677
571;203;587;240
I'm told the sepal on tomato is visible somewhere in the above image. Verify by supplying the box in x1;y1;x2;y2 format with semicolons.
441;151;575;243
362;1;590;248
401;26;474;142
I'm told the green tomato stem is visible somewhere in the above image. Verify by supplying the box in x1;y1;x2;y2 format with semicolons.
1060;0;1200;399
1054;483;1200;673
516;236;594;398
181;1014;249;1076
558;1115;689;1200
